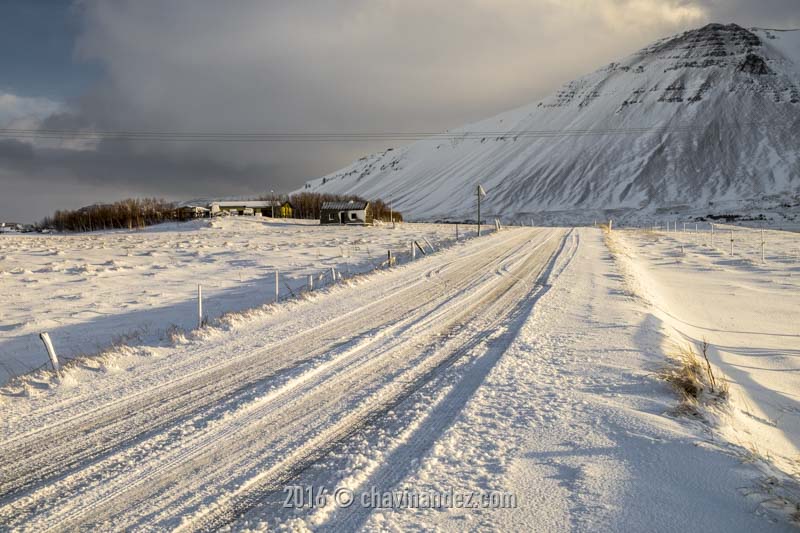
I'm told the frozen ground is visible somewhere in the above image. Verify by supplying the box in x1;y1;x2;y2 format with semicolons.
0;217;465;385
0;225;798;530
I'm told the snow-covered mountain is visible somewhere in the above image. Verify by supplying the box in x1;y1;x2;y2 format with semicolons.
299;24;800;223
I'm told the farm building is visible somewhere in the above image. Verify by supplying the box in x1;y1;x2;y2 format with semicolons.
0;222;23;232
177;205;210;220
273;201;294;218
209;200;293;217
320;200;373;225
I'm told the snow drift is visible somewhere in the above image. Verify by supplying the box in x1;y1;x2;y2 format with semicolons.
300;24;800;222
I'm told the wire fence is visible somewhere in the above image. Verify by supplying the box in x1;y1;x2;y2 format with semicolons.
630;221;800;265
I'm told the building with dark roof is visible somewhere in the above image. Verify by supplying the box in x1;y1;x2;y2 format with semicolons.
320;200;372;225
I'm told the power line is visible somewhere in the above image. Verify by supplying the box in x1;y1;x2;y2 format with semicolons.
0;122;785;143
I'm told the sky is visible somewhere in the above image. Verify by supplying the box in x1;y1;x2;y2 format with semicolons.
1;0;799;223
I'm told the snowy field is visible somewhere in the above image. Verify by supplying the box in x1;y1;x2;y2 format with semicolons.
0;225;798;530
608;226;800;477
0;218;466;385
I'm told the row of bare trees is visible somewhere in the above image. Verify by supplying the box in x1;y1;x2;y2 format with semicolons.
42;198;177;232
41;193;402;232
371;199;403;223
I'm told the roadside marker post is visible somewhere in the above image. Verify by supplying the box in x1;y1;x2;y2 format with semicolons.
308;274;313;291
197;284;203;328
39;332;61;375
275;270;279;303
411;241;416;261
730;230;734;255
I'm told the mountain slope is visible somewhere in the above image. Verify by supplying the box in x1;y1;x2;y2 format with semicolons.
299;24;800;222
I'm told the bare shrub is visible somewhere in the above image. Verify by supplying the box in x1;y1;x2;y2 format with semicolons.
658;340;728;410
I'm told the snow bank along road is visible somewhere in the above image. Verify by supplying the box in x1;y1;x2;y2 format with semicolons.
0;227;567;530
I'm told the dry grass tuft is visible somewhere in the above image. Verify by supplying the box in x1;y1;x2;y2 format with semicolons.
659;339;728;411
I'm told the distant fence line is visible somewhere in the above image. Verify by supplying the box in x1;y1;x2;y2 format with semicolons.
628;220;799;264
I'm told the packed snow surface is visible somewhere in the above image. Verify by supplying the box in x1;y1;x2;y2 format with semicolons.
301;24;800;223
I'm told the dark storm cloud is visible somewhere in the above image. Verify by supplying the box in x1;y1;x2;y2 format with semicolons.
700;0;800;28
0;138;272;191
2;0;798;222
0;136;286;222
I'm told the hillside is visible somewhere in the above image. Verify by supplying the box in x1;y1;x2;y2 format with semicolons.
299;24;800;223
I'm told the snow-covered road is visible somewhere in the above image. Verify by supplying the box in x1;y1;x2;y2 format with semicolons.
0;227;568;530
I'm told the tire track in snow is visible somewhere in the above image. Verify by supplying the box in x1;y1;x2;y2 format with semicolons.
182;230;570;531
0;229;561;530
0;230;528;502
241;229;579;531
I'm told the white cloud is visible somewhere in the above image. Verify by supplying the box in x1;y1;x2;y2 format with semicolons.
0;92;62;126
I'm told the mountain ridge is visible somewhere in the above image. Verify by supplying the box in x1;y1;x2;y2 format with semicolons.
299;24;800;223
